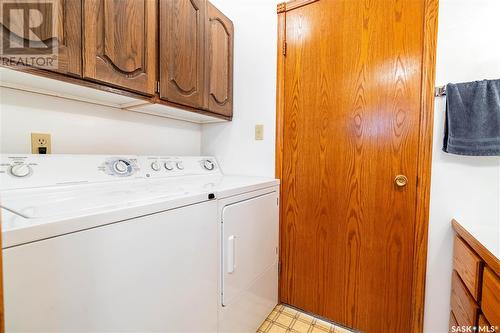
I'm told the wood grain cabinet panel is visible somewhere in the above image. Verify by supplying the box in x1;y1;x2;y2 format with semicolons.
1;0;234;119
159;0;207;108
453;236;483;300
83;0;156;95
451;270;479;327
206;2;233;117
482;268;500;326
0;0;81;76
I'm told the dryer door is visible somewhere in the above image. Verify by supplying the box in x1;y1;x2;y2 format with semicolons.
221;191;279;307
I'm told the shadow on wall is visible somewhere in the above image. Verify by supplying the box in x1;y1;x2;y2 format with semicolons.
0;87;202;155
0;87;200;130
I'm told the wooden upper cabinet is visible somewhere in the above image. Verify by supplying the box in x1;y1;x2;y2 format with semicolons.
1;0;233;119
83;0;157;95
206;2;233;117
0;0;82;76
160;0;207;109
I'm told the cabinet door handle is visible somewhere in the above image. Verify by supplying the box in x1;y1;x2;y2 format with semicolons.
227;235;236;274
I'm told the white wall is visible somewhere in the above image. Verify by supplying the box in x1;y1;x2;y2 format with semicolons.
0;87;201;155
0;0;278;171
424;1;500;332
201;0;277;177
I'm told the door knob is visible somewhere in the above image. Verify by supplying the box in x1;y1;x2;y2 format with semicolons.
394;175;408;187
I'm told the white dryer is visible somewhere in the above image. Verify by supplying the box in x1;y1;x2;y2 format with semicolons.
215;178;279;333
0;154;279;333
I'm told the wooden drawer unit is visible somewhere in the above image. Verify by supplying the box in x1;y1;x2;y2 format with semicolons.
451;220;500;333
482;267;500;326
453;235;482;300
450;270;479;327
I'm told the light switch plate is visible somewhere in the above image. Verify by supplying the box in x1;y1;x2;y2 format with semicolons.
31;133;51;154
255;124;264;140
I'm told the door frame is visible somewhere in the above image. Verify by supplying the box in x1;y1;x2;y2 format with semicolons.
274;1;440;332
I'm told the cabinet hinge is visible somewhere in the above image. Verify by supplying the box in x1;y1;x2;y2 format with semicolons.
156;81;160;93
278;261;282;274
282;41;287;56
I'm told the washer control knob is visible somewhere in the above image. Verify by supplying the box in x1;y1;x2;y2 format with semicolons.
113;160;129;174
151;161;161;172
202;159;215;171
176;161;184;170
10;163;32;177
108;158;135;177
164;162;174;171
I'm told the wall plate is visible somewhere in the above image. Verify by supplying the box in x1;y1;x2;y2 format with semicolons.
255;124;264;140
31;133;51;154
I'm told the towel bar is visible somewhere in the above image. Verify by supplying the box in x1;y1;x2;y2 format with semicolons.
435;85;446;97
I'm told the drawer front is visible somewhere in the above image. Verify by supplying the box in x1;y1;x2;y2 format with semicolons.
451;270;479;327
453;236;482;300
449;312;458;333
482;267;500;326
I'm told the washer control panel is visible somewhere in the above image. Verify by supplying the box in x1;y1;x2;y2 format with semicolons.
0;155;221;191
143;157;218;178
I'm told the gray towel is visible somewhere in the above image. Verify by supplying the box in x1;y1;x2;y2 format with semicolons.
443;79;500;156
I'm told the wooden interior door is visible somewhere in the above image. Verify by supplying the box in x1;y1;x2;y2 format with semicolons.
0;0;81;76
159;0;207;109
206;2;233;117
83;0;156;95
278;1;436;332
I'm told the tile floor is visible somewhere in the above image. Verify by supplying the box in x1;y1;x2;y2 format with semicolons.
257;305;354;333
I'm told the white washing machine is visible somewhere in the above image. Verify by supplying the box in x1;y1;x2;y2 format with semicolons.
0;154;279;333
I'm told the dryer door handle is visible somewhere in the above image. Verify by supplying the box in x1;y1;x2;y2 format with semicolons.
227;235;236;274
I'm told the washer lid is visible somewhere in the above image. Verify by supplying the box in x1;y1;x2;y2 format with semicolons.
0;179;191;219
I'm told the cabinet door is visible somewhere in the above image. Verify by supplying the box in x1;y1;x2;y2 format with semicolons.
83;0;156;95
0;0;81;76
206;2;233;117
160;0;207;108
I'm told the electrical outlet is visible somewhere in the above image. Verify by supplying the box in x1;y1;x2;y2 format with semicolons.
255;124;264;140
31;133;51;154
